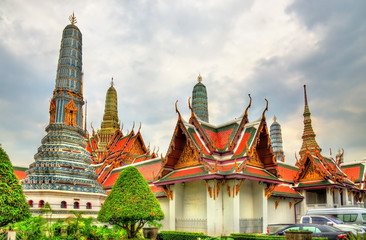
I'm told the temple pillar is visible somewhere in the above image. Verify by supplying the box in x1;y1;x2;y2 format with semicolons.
342;189;349;206
326;188;333;207
168;183;183;230
223;179;240;235
206;179;223;236
334;188;341;207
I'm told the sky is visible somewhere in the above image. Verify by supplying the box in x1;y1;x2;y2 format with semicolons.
0;0;365;167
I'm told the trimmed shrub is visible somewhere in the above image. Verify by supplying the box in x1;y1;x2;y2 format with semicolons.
157;230;207;240
98;166;164;239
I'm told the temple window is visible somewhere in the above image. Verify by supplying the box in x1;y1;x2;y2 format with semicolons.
61;201;67;209
86;202;92;209
64;100;77;126
39;200;45;208
73;202;79;209
28;200;33;208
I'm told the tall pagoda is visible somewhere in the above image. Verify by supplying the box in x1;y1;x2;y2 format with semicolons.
94;79;120;160
192;74;209;122
21;14;106;218
270;116;285;162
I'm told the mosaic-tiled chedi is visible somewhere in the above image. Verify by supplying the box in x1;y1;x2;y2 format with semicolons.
192;74;209;122
270;116;285;162
21;15;105;194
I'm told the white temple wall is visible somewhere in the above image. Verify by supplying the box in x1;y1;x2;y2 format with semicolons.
253;182;265;219
268;198;295;224
24;190;106;219
182;180;207;219
157;197;170;231
239;180;254;218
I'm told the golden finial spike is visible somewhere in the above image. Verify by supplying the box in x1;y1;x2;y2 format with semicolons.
274;115;277;122
198;74;202;83
69;12;77;25
303;85;308;106
111;77;114;86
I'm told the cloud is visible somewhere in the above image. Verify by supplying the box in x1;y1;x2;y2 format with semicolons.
0;0;365;167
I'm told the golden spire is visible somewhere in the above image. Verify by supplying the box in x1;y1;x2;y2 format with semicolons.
299;85;321;157
111;77;114;86
198;74;202;83
273;115;277;122
69;12;77;25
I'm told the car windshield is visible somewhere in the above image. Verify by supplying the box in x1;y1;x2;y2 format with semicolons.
327;215;344;224
320;225;340;232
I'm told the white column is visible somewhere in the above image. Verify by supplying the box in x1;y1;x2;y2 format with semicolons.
326;188;333;207
206;180;223;236
253;182;267;233
168;183;184;231
261;188;268;233
223;179;240;235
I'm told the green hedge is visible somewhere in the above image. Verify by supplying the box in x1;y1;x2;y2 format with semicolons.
229;233;327;240
157;230;207;240
230;233;285;240
157;232;327;240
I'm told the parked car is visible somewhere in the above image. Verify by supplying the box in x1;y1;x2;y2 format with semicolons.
300;215;365;236
270;224;349;240
307;207;366;226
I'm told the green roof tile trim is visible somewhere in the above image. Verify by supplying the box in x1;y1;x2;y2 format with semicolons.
277;162;298;171
231;126;257;158
242;167;279;181
296;180;339;188
13;166;28;171
342;163;365;182
157;166;208;182
271;190;302;198
108;158;162;175
186;127;215;159
200;122;239;151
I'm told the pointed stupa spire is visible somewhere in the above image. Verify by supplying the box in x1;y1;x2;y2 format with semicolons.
69;12;77;25
192;74;209;122
96;78;121;157
299;85;321;157
270;115;285;162
21;16;106;217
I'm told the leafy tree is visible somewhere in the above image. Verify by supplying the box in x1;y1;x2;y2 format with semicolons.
98;165;164;239
8;216;47;240
0;144;31;227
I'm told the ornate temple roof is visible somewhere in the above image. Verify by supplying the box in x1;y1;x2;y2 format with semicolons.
154;96;282;187
294;85;355;191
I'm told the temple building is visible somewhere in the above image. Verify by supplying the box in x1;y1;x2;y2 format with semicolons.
94;79;120;161
150;77;304;235
293;85;362;221
86;80;160;195
10;16;366;236
20;14;106;219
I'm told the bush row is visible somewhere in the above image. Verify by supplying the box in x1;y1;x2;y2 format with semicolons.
157;230;207;240
158;231;327;240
